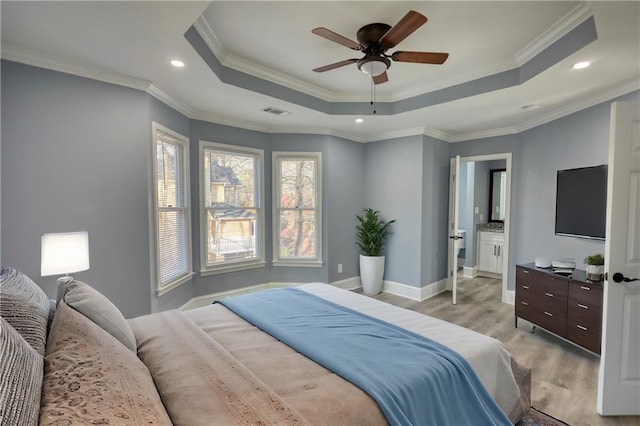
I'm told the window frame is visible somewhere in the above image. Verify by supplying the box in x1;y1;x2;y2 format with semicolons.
272;151;323;267
199;141;265;276
151;122;193;296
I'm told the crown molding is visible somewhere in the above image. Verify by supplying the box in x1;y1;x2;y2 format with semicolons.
1;44;151;92
448;127;519;143
423;128;454;143
514;77;640;133
191;110;270;134
194;16;343;102
514;2;592;65
192;16;228;63
447;78;640;143
147;85;195;118
364;127;427;143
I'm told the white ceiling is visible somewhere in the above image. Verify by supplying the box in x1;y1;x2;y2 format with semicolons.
2;1;639;142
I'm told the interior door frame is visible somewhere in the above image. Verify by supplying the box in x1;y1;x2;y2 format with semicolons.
450;152;513;304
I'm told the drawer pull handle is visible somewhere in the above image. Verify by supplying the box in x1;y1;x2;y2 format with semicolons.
523;270;530;274
578;303;589;309
544;311;553;317
580;286;591;291
522;285;530;290
577;325;588;331
520;301;529;306
545;292;554;297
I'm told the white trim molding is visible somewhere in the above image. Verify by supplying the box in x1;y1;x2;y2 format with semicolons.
382;279;448;302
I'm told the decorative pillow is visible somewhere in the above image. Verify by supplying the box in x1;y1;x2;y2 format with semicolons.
40;300;172;425
0;316;43;426
0;267;51;355
60;280;137;352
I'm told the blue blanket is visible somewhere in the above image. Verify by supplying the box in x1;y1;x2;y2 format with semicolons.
218;287;512;426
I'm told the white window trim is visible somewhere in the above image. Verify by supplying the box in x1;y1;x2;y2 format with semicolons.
272;151;323;267
151;122;193;296
199;141;265;275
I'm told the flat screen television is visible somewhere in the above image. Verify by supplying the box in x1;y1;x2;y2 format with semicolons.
555;165;607;240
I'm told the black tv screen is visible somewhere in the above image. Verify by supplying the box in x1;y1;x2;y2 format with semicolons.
555;165;607;240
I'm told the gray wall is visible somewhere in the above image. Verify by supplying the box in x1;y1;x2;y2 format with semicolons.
451;91;639;290
3;59;637;309
420;135;451;285
1;61;152;317
188;122;366;296
326;137;365;283
364;136;423;287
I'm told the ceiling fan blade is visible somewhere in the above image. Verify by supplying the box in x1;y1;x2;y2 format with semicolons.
313;58;358;73
372;71;389;85
392;51;449;64
379;11;428;48
312;27;361;50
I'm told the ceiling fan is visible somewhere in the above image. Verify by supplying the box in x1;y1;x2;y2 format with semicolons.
312;10;449;85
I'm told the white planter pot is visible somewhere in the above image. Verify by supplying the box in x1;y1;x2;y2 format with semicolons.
586;264;604;281
360;254;385;295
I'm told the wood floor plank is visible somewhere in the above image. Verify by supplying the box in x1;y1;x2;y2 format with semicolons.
365;276;640;426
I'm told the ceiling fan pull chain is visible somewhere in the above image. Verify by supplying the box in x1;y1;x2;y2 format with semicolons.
370;79;377;115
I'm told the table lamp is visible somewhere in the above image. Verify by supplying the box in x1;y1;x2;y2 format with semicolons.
41;231;90;284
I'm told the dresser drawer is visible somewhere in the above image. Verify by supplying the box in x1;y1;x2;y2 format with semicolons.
516;267;568;298
567;318;601;353
529;308;567;337
569;281;603;310
515;299;566;337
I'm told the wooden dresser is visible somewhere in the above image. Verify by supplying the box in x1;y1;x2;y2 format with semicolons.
515;263;603;354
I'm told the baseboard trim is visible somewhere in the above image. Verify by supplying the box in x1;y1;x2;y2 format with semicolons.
179;278;362;311
503;289;515;305
330;276;362;291
179;276;444;310
179;282;298;310
462;266;477;278
382;279;448;301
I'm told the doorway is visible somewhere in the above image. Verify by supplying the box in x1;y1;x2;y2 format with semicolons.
447;153;513;305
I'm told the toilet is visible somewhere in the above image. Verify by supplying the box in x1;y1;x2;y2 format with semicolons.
456;229;467;269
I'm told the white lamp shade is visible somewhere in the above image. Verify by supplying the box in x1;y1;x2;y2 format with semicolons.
41;231;90;276
360;60;387;76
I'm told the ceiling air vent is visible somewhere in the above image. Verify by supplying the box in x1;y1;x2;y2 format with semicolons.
261;106;291;117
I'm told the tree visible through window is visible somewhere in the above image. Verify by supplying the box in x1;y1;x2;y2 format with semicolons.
273;152;322;265
201;142;264;273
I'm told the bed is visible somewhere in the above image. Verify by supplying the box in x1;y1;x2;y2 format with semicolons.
0;268;530;425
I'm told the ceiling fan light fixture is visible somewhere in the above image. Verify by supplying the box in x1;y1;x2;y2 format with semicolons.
357;56;390;76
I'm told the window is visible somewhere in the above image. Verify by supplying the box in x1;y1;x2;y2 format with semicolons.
152;123;192;295
200;141;264;274
273;152;322;266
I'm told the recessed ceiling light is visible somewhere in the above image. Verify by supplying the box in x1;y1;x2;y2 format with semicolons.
355;118;364;123
170;59;185;68
572;61;590;70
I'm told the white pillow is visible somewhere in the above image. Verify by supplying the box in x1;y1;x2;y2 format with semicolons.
61;280;137;352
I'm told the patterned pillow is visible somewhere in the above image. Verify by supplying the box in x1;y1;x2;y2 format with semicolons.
0;267;51;356
0;316;43;426
40;300;172;425
60;280;137;352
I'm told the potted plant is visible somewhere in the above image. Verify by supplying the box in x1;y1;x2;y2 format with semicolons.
356;208;395;295
584;253;605;281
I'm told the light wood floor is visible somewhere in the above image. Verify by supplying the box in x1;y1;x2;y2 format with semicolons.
366;276;640;426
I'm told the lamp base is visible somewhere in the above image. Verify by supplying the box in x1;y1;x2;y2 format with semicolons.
55;275;75;303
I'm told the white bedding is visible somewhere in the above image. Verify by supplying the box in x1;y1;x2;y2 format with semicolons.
299;283;524;418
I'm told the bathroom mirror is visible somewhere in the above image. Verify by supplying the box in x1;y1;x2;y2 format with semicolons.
489;168;507;222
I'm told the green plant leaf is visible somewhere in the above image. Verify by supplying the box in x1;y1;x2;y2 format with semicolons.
355;208;396;256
